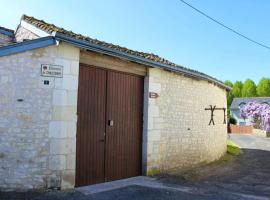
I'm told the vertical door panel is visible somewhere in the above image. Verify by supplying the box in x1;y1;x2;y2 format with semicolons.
105;71;144;181
76;65;106;186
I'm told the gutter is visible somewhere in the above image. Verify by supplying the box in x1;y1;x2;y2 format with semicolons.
55;32;231;91
0;36;57;57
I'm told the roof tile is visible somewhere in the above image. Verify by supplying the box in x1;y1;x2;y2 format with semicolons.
21;14;229;89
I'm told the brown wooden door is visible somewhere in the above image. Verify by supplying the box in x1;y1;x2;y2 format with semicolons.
76;65;143;186
105;71;144;181
76;65;107;186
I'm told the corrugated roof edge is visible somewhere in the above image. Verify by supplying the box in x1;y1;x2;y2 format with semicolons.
55;32;231;91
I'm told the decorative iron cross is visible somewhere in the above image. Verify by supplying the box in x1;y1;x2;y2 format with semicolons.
205;105;226;125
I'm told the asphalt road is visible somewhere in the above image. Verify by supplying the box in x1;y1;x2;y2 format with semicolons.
1;134;270;200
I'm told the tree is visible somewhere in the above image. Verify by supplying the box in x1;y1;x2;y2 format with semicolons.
224;80;233;88
231;81;243;98
242;79;257;97
257;78;270;97
224;80;234;108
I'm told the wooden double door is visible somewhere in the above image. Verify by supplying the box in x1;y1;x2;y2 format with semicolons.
76;64;144;186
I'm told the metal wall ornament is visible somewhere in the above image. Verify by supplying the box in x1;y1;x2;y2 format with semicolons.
205;105;226;125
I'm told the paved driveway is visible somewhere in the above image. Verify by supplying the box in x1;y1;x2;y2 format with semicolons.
1;134;270;200
230;133;270;151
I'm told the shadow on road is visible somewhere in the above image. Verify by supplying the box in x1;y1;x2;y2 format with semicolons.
158;148;270;199
1;148;270;200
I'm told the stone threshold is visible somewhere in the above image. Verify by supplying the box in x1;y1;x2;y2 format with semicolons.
75;176;192;195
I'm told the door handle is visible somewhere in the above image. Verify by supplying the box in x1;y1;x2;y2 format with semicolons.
108;120;114;127
99;139;105;142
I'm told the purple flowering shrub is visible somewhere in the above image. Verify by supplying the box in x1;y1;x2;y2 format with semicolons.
240;102;270;132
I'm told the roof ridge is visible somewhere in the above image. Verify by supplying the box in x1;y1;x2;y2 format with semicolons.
21;14;229;90
22;14;162;57
22;14;176;64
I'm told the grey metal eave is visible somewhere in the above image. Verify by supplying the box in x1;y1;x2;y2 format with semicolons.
55;33;231;91
0;36;57;57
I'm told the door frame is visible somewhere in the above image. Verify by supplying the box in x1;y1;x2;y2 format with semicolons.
75;63;148;186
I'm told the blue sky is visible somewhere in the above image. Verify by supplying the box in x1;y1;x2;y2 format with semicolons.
1;0;270;83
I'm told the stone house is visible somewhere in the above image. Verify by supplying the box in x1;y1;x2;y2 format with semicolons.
0;15;230;190
231;97;270;125
0;26;15;47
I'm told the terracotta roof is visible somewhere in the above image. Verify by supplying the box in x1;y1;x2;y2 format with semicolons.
21;14;229;90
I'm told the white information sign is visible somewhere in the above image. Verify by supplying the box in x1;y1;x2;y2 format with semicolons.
41;64;63;78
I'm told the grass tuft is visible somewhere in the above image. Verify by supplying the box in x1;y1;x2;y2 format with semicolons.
227;139;241;155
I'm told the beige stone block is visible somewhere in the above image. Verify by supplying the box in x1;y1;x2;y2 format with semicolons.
67;122;77;138
55;75;78;90
154;117;164;123
148;105;159;117
52;106;77;121
53;89;67;106
1;76;9;84
49;121;67;138
66;154;76;170
70;61;79;75
67;90;77;106
149;68;162;78
154;123;164;129
50;139;67;155
148;98;156;105
148;131;161;141
61;170;75;189
149;83;161;93
57;43;80;60
66;138;76;154
147;142;154;154
158;143;166;154
148;118;153;130
63;65;71;75
49;155;66;170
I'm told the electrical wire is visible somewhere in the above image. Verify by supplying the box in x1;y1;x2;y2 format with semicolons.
179;0;270;50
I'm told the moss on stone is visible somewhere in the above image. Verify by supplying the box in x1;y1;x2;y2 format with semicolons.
147;168;162;176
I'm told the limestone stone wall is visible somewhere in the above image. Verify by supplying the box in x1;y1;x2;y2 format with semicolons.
0;42;79;190
0;33;228;189
145;68;227;174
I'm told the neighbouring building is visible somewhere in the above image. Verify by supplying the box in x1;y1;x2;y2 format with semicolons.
231;97;270;125
0;26;15;47
0;15;230;190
